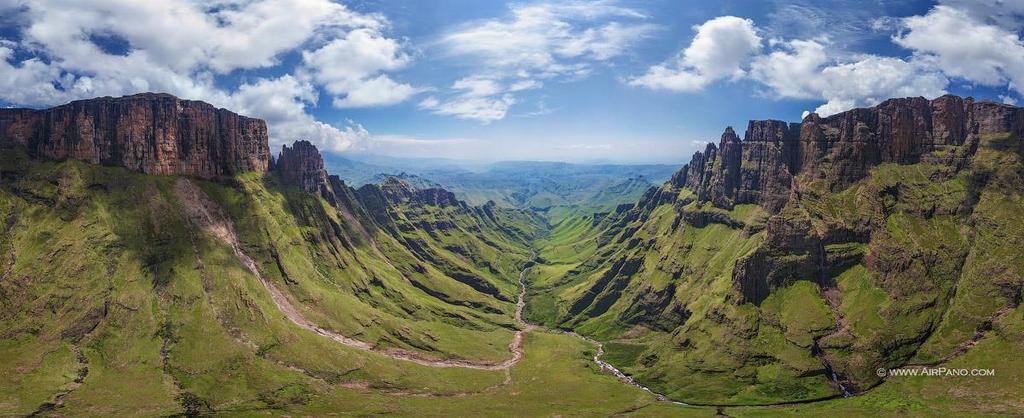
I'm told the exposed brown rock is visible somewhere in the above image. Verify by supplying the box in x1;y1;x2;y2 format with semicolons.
276;140;327;194
673;94;1024;212
732;208;825;304
706;127;743;208
798;95;1024;189
798;96;934;189
358;177;461;209
0;93;270;179
737;120;800;212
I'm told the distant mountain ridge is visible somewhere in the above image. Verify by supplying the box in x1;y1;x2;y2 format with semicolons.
324;154;677;222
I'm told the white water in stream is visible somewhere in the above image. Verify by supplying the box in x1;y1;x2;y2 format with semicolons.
516;256;688;405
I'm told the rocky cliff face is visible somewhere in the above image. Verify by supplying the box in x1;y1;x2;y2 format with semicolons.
357;177;462;210
673;95;1024;211
0;93;270;179
661;94;1024;305
737;120;800;212
276;140;327;194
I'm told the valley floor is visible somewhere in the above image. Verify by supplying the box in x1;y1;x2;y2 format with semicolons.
2;155;1021;417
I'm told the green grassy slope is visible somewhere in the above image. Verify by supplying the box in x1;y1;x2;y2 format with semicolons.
527;132;1024;408
0;149;558;416
2;130;1022;416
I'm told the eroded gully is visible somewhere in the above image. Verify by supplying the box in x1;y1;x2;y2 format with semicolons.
180;178;698;406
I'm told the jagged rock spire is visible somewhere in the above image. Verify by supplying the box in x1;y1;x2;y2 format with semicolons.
672;94;1024;212
277;140;327;194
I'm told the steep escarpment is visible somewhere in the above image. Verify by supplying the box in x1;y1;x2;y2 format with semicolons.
276;140;327;193
0;93;270;179
352;176;542;303
0;118;545;415
534;94;1024;405
674;95;1024;212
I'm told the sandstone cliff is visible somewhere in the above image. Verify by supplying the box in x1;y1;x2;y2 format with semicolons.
276;140;328;193
673;94;1024;212
0;93;270;179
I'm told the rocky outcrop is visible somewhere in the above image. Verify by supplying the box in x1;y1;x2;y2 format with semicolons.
358;177;461;209
737;120;800;212
274;140;371;228
704;127;743;208
276;140;327;193
672;95;1024;212
732;209;825;304
678;124;790;211
799;95;1024;189
0;93;270;179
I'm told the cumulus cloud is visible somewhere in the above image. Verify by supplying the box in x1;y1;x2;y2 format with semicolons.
937;0;1024;32
629;16;761;92
429;0;656;122
0;0;417;151
894;5;1024;95
808;56;947;116
751;39;948;116
631;12;953;116
302;28;421;108
229;75;371;153
330;74;419;108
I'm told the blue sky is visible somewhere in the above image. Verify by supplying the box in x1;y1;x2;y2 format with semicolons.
1;0;1022;164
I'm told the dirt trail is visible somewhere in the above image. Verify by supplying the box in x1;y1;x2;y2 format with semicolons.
173;178;677;400
174;179;526;370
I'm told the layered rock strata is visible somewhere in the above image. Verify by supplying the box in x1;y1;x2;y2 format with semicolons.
0;93;270;179
673;95;1024;212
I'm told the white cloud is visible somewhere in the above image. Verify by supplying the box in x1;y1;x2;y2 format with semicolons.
509;79;543;92
17;0;366;76
302;27;421;107
430;0;655;122
418;76;546;122
441;1;653;73
0;0;416;152
751;39;948;116
1001;95;1018;106
415;77;514;122
894;5;1024;95
632;13;952;116
749;39;828;99
937;0;1024;32
811;56;948;115
629;16;761;92
229;75;370;153
419;93;516;123
331;74;419;108
451;77;504;97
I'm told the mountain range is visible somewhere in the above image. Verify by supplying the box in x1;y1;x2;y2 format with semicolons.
1;92;1021;416
323;153;677;223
